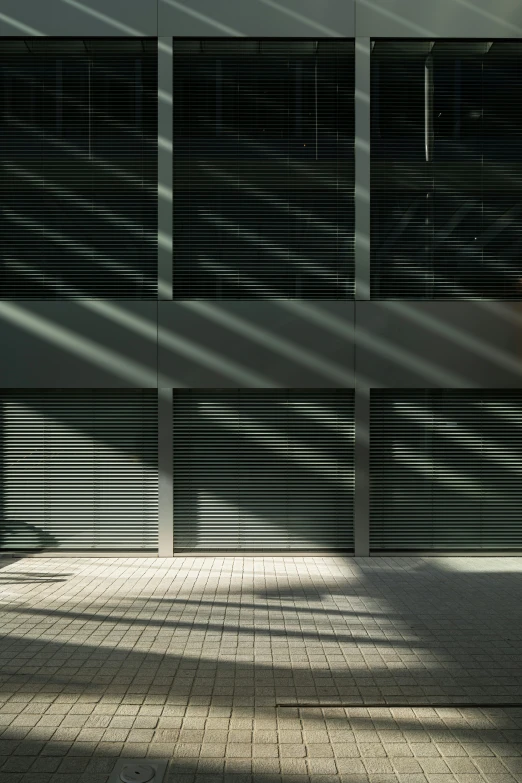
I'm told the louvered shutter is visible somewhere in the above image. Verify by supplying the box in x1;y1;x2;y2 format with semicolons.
371;40;522;299
172;40;354;299
0;38;157;298
0;390;158;551
173;389;354;550
370;389;522;551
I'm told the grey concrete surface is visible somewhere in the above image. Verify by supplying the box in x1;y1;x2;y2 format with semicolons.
356;0;522;38
158;302;355;388
159;0;354;38
0;555;521;782
356;302;522;388
0;0;157;36
0;302;158;387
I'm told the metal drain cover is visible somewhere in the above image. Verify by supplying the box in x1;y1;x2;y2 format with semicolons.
108;757;167;783
120;763;156;783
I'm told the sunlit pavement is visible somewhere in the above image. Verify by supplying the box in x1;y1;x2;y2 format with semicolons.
0;555;521;782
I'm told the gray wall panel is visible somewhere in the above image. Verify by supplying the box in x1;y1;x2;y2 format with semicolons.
159;302;355;388
159;0;354;37
357;302;522;388
356;0;522;38
0;0;157;36
0;302;158;387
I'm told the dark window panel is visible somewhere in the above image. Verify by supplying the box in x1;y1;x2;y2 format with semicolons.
0;38;158;299
173;40;354;300
371;40;522;300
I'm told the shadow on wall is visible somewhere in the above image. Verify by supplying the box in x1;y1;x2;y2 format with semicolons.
0;385;354;554
0;406;56;553
0;523;58;553
4;378;522;553
368;389;522;551
172;389;354;551
0;38;158;299
0;390;159;553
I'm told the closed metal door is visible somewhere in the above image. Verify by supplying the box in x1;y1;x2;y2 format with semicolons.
173;389;354;551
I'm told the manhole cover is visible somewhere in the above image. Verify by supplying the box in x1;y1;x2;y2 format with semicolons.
120;763;156;783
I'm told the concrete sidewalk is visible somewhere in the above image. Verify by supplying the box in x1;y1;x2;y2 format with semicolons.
0;555;521;782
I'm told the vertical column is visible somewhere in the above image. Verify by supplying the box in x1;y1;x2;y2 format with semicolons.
354;38;371;556
158;388;174;556
158;38;173;300
354;380;370;557
355;38;371;300
158;36;173;555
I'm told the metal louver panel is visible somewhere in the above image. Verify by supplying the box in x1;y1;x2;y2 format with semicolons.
173;39;354;299
0;390;158;551
173;389;354;550
370;389;522;551
0;38;158;298
371;40;522;299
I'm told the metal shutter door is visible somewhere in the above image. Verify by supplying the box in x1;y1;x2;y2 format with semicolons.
370;389;522;551
0;38;157;298
173;389;354;551
371;41;522;299
173;39;354;299
0;390;158;551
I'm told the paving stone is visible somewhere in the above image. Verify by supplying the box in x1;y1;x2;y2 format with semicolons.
336;758;368;774
417;760;451;774
363;759;395;774
307;758;337;774
305;744;334;758
1;759;33;774
0;555;522;783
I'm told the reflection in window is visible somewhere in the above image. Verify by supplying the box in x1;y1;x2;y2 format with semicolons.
173;39;354;299
0;38;158;299
371;40;522;299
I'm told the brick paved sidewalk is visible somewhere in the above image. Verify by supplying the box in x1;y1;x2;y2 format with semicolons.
0;555;521;782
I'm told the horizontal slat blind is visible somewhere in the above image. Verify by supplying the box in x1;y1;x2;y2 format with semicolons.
0;38;158;298
371;40;522;299
173;389;354;550
173;40;354;299
0;390;158;551
371;389;522;551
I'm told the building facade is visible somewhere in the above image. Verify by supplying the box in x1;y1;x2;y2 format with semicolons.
1;0;522;556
